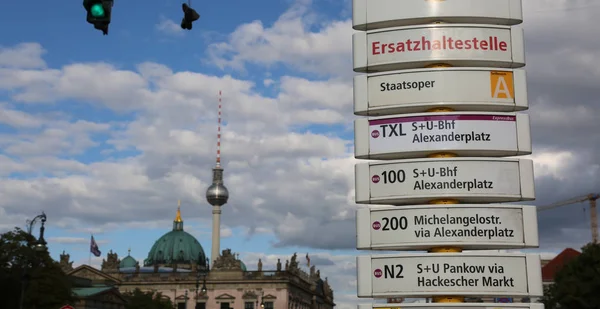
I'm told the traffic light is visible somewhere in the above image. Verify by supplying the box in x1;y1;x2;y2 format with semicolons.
83;0;113;35
181;3;200;30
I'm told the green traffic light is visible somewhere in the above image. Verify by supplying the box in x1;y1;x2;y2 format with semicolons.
90;3;105;17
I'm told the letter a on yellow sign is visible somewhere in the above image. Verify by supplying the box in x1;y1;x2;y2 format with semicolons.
490;71;514;99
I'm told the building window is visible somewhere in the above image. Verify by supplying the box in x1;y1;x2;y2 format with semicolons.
244;302;254;309
196;303;206;309
177;303;186;309
220;303;231;309
264;302;274;309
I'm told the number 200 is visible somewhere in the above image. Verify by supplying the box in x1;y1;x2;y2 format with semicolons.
382;216;408;230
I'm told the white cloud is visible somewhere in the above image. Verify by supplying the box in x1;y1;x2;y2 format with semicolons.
156;17;184;36
522;150;575;180
0;43;47;69
0;103;45;128
221;227;233;238
205;0;352;76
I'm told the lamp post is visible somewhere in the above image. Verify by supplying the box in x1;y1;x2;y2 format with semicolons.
195;257;209;309
20;212;48;309
251;290;264;309
27;212;47;252
260;290;265;308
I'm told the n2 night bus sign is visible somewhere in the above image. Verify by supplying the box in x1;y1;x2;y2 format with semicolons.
357;304;544;309
356;253;543;298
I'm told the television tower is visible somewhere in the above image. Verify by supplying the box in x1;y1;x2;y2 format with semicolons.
206;90;229;266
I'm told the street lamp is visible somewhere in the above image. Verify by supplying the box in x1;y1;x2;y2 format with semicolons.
195;257;209;309
20;212;48;309
260;290;265;308
26;212;47;252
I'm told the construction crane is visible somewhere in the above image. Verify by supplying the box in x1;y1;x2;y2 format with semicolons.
537;193;600;243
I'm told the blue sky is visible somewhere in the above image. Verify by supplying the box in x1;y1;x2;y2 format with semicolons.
0;0;347;74
2;0;600;307
0;0;354;260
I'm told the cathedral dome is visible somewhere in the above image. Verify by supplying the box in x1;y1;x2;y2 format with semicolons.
143;203;207;267
119;249;137;268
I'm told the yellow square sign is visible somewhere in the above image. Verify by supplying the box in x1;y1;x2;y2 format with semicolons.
490;71;514;99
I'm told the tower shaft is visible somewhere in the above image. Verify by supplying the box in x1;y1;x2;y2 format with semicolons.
211;205;222;265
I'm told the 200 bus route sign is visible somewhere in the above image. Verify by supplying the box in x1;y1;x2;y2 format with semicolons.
356;304;544;309
356;204;539;251
353;24;525;73
353;0;523;31
354;112;532;160
353;68;528;116
357;253;543;298
355;157;535;205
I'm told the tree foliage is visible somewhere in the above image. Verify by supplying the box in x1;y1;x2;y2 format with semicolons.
542;243;600;309
0;227;74;309
123;288;174;309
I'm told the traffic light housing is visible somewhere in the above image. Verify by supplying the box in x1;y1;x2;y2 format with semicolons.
181;3;200;30
83;0;113;35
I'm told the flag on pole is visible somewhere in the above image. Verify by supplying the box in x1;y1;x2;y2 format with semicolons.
90;235;101;257
306;253;311;267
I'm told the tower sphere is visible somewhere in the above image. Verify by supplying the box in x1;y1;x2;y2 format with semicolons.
206;182;229;206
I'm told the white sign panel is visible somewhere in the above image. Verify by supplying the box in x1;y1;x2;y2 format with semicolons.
356;253;543;298
355;158;535;205
353;0;523;31
353;24;525;73
355;112;532;160
354;68;529;116
356;205;539;251
357;304;545;309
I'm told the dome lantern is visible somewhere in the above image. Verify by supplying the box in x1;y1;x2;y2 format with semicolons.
173;200;184;231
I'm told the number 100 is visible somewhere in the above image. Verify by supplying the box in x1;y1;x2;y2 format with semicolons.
381;170;405;184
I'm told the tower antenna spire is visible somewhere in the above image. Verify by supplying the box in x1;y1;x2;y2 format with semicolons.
216;90;222;167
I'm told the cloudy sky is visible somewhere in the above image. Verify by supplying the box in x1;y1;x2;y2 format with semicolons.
1;0;599;307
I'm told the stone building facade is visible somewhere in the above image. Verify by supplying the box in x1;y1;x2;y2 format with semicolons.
59;208;335;309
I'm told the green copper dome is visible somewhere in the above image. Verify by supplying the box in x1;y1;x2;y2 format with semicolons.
143;204;207;267
240;260;247;271
120;250;137;268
